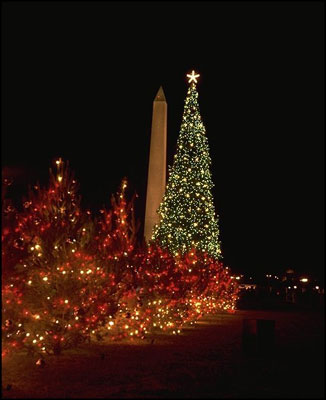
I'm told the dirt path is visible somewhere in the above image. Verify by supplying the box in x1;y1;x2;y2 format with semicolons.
2;310;324;398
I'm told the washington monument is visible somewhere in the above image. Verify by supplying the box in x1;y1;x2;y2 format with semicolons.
144;86;167;242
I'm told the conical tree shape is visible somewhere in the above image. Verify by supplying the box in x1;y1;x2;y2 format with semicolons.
152;77;222;259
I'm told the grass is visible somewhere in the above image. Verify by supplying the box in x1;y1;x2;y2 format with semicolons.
2;309;324;398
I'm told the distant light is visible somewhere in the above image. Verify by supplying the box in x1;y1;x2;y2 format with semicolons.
300;278;308;283
288;286;291;289
235;276;240;280
293;286;297;289
315;286;319;290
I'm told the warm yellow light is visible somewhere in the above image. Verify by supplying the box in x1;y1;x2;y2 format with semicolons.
300;278;308;282
187;70;200;83
58;176;63;183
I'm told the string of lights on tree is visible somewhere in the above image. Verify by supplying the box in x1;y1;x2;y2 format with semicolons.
152;71;222;259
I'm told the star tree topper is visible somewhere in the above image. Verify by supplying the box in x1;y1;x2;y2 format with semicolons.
187;70;200;84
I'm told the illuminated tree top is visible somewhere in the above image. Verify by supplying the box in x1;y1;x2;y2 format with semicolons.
187;70;200;84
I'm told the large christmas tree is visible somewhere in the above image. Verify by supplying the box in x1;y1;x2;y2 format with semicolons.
152;71;222;259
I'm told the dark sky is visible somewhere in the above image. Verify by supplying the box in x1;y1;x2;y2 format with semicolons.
2;1;324;279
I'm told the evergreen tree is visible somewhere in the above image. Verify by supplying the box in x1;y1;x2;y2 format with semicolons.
2;159;96;356
91;179;144;341
153;71;222;259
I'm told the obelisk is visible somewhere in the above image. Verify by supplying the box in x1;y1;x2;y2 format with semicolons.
144;86;167;242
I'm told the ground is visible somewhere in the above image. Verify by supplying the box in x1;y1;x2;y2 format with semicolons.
2;309;324;398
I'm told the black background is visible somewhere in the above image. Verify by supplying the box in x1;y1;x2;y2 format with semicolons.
2;1;324;279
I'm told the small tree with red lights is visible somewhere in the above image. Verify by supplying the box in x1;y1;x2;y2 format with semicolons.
90;178;142;341
2;159;100;356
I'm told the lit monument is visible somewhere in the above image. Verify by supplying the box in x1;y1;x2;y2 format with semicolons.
144;86;167;242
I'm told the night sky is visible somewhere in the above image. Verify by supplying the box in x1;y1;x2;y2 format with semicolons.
2;1;324;279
